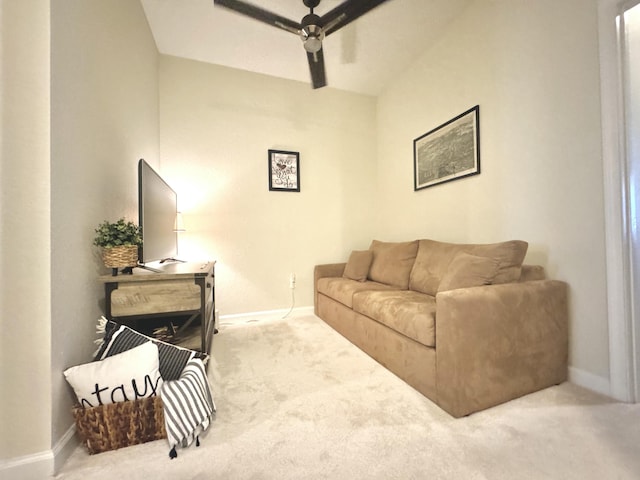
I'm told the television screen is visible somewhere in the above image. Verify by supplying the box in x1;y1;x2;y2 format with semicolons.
138;159;178;264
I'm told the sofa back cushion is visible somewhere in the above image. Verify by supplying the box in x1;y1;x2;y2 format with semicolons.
409;239;528;295
368;240;419;289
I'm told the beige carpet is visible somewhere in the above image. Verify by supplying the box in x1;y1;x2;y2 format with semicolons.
56;315;640;479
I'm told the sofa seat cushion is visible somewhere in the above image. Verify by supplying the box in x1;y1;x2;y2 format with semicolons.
409;239;528;296
352;290;436;347
316;277;401;309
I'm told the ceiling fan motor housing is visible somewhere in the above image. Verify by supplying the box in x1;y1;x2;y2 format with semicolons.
303;0;321;9
301;13;324;53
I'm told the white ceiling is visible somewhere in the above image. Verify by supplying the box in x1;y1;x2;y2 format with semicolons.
141;0;472;96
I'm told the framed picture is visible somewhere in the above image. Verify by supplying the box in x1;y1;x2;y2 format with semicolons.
269;149;300;192
413;105;480;191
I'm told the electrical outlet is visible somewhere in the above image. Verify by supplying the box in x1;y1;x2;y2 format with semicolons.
289;272;296;289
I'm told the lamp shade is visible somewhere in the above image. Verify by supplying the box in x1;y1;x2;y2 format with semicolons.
174;212;186;232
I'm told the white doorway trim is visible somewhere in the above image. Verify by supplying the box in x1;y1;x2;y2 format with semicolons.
598;0;639;402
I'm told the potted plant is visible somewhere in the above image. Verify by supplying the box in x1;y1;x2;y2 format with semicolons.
93;218;142;275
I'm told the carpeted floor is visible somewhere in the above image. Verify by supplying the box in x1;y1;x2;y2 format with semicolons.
56;314;640;479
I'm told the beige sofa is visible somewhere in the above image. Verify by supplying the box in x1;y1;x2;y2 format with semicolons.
314;239;568;418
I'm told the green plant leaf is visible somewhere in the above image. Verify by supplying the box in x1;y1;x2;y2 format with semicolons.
93;218;142;248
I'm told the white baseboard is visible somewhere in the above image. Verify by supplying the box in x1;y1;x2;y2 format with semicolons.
53;424;78;474
568;366;611;397
218;306;314;327
0;450;53;480
0;423;77;479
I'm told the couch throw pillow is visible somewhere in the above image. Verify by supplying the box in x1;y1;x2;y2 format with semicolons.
438;252;500;292
64;341;163;408
95;318;201;381
343;250;374;282
409;239;528;296
161;358;216;458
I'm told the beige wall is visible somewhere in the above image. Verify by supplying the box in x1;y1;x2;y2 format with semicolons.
376;0;608;381
49;0;159;473
0;0;52;468
0;0;616;475
158;56;377;315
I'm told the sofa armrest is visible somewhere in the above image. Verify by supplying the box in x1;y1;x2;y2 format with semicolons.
435;280;568;417
315;263;346;279
314;263;346;315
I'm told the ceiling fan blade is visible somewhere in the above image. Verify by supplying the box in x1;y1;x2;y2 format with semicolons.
307;48;327;89
320;0;392;36
214;0;301;35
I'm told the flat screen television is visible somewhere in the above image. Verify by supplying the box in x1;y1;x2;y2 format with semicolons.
138;159;178;264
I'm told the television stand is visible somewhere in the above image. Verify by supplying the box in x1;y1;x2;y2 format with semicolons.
99;261;216;355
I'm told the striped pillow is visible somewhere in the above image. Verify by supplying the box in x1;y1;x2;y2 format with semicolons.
95;320;199;381
161;358;216;456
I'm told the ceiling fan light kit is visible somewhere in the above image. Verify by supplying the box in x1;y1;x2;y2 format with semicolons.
301;15;324;53
214;0;392;89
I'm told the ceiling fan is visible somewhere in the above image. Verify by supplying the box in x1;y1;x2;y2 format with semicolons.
214;0;392;89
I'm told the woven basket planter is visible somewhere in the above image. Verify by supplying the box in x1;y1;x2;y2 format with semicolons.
102;245;138;269
72;396;166;454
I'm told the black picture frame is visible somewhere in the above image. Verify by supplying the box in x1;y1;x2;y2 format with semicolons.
413;105;480;191
269;150;300;192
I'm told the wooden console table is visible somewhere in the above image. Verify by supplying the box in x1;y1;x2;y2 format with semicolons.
99;261;215;355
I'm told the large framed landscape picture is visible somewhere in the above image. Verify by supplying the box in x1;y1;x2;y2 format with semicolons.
413;105;480;191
